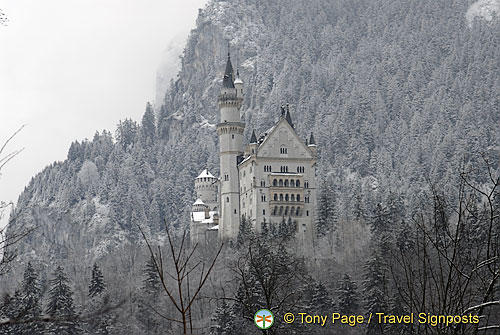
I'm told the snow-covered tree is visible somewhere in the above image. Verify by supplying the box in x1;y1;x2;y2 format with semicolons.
88;263;106;298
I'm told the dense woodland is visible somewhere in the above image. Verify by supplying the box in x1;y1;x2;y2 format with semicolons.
1;0;499;333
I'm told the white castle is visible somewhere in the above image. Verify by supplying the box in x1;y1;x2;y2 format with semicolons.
190;51;317;248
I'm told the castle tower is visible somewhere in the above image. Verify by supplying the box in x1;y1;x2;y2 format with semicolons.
194;169;218;210
217;51;244;242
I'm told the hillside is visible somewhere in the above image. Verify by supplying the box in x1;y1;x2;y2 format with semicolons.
4;0;500;302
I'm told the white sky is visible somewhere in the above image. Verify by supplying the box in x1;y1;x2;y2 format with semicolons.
0;0;208;228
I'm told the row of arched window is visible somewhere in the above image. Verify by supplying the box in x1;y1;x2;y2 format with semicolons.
272;193;301;202
272;179;301;187
271;206;302;216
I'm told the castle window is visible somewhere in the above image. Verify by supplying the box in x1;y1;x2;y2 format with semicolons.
263;209;266;215
296;180;300;187
284;180;289;187
224;174;229;181
279;194;284;201
273;206;277;215
261;195;266;202
291;180;295;187
274;194;278;201
291;206;295;216
235;209;237;214
285;194;289;201
279;179;283;187
284;207;289;216
305;181;309;188
297;194;301;202
261;180;265;187
280;146;288;155
296;208;300;216
297;166;305;173
232;134;234;139
226;197;229;203
279;206;283;215
305;196;310;203
291;194;295;202
306;210;309;216
273;179;277;186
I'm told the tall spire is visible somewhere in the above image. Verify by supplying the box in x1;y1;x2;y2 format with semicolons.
309;132;316;145
222;44;234;88
285;103;294;129
250;130;257;144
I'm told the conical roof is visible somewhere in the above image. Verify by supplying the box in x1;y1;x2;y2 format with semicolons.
222;52;234;88
250;130;257;144
308;132;316;145
196;169;215;179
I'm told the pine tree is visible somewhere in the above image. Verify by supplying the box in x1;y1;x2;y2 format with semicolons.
137;255;162;333
363;257;388;335
316;179;337;236
236;215;253;248
20;262;44;334
88;263;106;298
46;266;80;335
210;301;236;335
308;282;333;313
337;273;360;314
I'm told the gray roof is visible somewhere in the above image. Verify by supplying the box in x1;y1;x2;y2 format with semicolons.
222;52;234;88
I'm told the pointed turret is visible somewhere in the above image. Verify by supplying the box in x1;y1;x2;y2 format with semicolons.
309;132;316;145
250;130;257;144
222;51;234;88
308;132;317;156
234;68;243;99
285;104;294;129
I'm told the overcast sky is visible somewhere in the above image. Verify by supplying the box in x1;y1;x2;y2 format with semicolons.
0;0;208;228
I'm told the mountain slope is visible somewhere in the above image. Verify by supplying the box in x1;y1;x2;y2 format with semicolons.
6;0;500;269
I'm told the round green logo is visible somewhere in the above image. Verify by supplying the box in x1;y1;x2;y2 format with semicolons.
254;309;274;330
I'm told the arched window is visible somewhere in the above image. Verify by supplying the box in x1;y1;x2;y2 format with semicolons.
285;207;289;216
291;194;295;202
280;146;288;155
296;207;300;216
297;194;301;202
279;206;283;215
291;206;295;216
285;194;289;201
291;180;295;187
284;180;289;187
226;197;229;203
273;179;277;186
279;179;283;187
279;194;284;201
274;194;278;201
296;180;300;187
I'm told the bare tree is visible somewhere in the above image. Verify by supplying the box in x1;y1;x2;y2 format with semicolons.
389;155;500;334
138;223;223;335
0;125;26;276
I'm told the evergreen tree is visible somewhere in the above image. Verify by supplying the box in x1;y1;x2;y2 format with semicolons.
337;273;360;315
88;263;106;298
316;179;337;236
210;301;236;335
46;266;80;335
137;255;162;333
308;282;333;313
20;262;44;334
236;215;253;248
363;257;388;335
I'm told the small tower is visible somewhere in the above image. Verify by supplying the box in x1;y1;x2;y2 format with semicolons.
308;132;317;157
194;169;218;210
217;49;245;242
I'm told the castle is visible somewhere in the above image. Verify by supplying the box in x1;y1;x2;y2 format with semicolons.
190;51;317;248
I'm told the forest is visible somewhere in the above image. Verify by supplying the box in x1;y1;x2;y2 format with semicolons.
1;0;499;333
